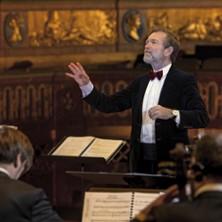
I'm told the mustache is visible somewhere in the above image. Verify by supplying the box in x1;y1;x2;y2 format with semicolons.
144;50;151;54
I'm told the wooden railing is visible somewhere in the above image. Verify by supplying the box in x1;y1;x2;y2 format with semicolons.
0;70;85;150
0;67;221;149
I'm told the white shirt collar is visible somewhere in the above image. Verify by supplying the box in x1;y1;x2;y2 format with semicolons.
195;183;222;197
0;167;10;177
154;63;172;77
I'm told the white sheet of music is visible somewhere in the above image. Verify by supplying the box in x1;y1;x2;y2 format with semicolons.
52;136;95;156
82;192;132;222
82;138;124;160
132;192;163;218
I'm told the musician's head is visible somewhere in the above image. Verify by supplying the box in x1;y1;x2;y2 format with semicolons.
190;134;222;182
0;125;34;180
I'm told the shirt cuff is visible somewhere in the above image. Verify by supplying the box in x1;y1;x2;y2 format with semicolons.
80;81;94;98
174;111;180;126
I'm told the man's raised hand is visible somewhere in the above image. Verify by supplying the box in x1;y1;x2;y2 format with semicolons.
66;62;90;86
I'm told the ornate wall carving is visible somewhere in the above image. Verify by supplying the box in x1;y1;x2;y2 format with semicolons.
3;10;116;47
28;10;116;47
1;0;222;60
146;9;222;42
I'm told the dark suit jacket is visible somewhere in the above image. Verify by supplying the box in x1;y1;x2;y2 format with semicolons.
84;66;209;172
153;191;222;222
0;172;62;222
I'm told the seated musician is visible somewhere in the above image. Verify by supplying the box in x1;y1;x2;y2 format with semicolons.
132;134;222;222
0;125;63;222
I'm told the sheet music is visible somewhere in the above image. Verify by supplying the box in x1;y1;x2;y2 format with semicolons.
131;192;163;218
82;138;125;160
52;136;95;156
82;192;132;222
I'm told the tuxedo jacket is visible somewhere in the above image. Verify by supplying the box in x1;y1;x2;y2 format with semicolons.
153;191;222;222
0;172;62;222
84;66;209;172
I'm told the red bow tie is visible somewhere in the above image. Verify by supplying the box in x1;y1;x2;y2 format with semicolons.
149;70;163;80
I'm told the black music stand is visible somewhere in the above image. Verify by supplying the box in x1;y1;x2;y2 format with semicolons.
39;156;110;209
44;155;109;172
66;171;175;189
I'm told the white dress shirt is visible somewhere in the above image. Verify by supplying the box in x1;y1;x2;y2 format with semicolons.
140;63;180;143
80;82;94;98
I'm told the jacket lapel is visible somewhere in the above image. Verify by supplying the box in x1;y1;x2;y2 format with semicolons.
158;66;177;106
138;75;150;109
135;75;150;127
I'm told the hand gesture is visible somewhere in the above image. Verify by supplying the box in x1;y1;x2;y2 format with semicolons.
66;62;90;86
149;105;173;120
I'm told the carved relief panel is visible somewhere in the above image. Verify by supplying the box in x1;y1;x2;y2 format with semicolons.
1;1;222;61
2;9;116;49
120;7;222;53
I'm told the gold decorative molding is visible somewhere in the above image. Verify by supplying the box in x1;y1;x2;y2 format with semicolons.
122;9;146;42
146;9;222;41
4;12;26;47
2;1;222;68
28;10;116;47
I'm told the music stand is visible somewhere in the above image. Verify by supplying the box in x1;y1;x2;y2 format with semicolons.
66;171;175;189
44;155;109;172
